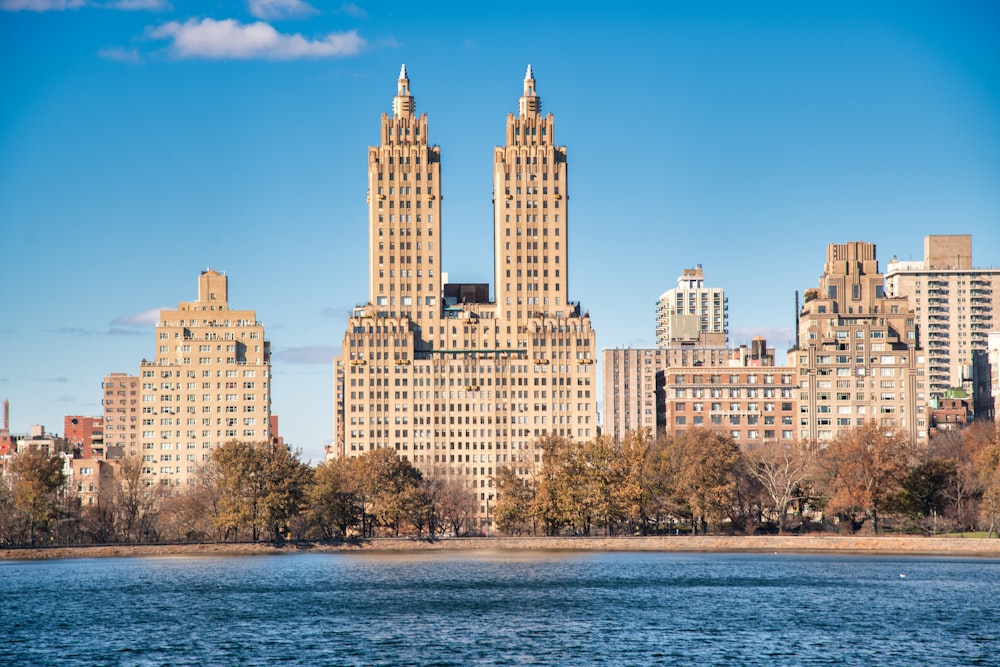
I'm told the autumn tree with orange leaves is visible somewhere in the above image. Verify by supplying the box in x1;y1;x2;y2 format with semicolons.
819;422;914;534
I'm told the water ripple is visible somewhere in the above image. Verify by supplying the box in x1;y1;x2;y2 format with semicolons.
1;552;998;666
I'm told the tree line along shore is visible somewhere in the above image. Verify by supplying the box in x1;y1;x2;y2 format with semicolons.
2;421;1000;547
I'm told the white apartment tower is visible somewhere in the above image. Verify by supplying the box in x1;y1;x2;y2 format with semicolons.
656;265;728;347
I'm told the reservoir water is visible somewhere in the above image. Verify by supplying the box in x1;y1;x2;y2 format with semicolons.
2;550;999;666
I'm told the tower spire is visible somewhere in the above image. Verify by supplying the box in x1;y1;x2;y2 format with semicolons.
393;64;414;118
519;64;540;117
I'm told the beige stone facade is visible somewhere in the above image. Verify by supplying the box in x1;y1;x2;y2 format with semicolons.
885;234;999;405
793;241;926;444
102;373;139;458
138;270;272;488
67;457;114;508
366;65;442;322
602;348;668;441
333;66;598;523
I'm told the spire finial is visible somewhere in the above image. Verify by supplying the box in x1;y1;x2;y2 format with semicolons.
519;65;540;117
393;65;414;118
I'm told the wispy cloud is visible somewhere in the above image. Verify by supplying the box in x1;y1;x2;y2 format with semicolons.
336;2;365;19
0;0;84;10
248;0;316;21
111;307;163;327
320;305;354;319
46;377;69;383
149;18;365;60
105;0;169;10
52;326;96;337
99;46;142;62
273;344;338;364
1;0;167;10
49;309;159;337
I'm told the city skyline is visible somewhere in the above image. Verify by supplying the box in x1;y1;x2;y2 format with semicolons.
3;1;999;461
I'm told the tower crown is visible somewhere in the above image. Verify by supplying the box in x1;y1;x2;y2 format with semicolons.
393;63;414;118
519;64;541;117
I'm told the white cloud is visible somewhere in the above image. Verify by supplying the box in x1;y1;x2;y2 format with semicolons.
111;307;163;327
1;0;85;10
150;18;365;59
248;0;316;20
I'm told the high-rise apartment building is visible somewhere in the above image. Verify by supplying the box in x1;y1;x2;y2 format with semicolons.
137;269;273;487
603;348;668;441
885;234;999;404
655;265;727;348
493;64;571;325
792;241;926;444
366;64;442;322
333;67;598;523
102;372;139;458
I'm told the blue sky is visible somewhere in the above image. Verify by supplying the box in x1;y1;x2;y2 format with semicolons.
2;0;998;462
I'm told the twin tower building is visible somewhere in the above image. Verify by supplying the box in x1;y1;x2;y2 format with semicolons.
332;66;598;516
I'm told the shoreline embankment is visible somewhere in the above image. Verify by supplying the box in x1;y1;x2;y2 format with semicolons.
3;535;1000;561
